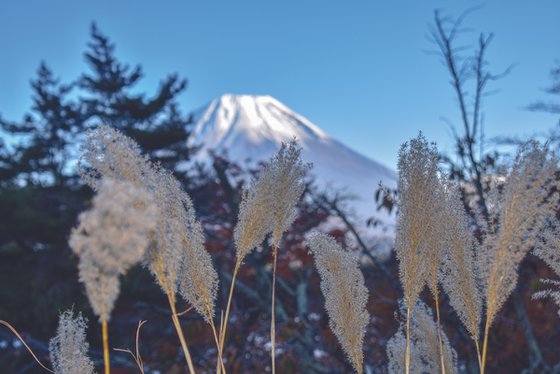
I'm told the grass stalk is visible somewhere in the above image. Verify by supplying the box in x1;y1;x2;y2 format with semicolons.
102;320;110;374
270;244;279;374
405;303;411;374
218;262;241;370
209;318;226;374
0;320;55;373
475;338;482;373
166;293;196;374
481;318;491;374
434;289;446;374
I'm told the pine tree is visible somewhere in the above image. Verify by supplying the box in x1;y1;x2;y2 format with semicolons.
79;23;196;173
0;63;82;186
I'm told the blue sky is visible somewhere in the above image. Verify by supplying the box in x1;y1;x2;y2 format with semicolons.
1;1;559;168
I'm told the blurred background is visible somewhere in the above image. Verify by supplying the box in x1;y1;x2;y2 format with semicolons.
0;1;559;373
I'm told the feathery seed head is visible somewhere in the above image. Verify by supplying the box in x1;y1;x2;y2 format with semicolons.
145;167;191;295
70;178;157;321
396;133;441;306
387;329;425;374
425;176;448;297
234;139;311;262
79;125;219;319
178;212;219;324
387;300;458;374
267;139;312;247
79;125;150;191
411;300;458;374
440;183;482;341
306;232;369;373
76;262;121;323
49;310;95;374
71;178;157;274
234;164;276;263
146;167;218;311
482;141;559;326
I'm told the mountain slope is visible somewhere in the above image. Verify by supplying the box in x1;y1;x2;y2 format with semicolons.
189;94;396;236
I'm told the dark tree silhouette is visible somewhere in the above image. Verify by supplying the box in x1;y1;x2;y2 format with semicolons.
79;23;196;173
0;24;198;373
0;63;82;186
0;23;196;187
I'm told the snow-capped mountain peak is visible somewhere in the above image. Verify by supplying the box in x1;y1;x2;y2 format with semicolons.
190;94;396;236
191;94;328;154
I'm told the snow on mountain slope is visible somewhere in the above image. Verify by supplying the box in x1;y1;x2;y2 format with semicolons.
189;94;396;238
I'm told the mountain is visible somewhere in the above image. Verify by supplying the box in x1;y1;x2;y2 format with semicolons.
189;94;396;237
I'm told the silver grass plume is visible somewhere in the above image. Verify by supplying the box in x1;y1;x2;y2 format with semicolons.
387;329;425;374
177;187;219;323
440;183;482;341
70;178;157;321
423;174;446;300
480;141;559;328
49;310;95;374
306;232;369;373
79;125;151;191
395;133;441;308
267;139;312;247
79;125;218;320
387;300;458;374
145;168;191;296
412;301;458;374
148;168;218;321
234;160;276;263
233;139;311;261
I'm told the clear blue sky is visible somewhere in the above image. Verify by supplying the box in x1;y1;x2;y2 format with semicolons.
1;1;558;168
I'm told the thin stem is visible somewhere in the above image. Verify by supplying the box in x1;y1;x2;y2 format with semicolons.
112;320;146;373
481;318;491;374
209;318;226;374
167;293;196;374
271;245;279;374
475;338;482;373
0;320;55;373
102;320;110;374
135;321;146;372
216;311;224;374
218;263;240;369
405;304;411;374
434;289;446;374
